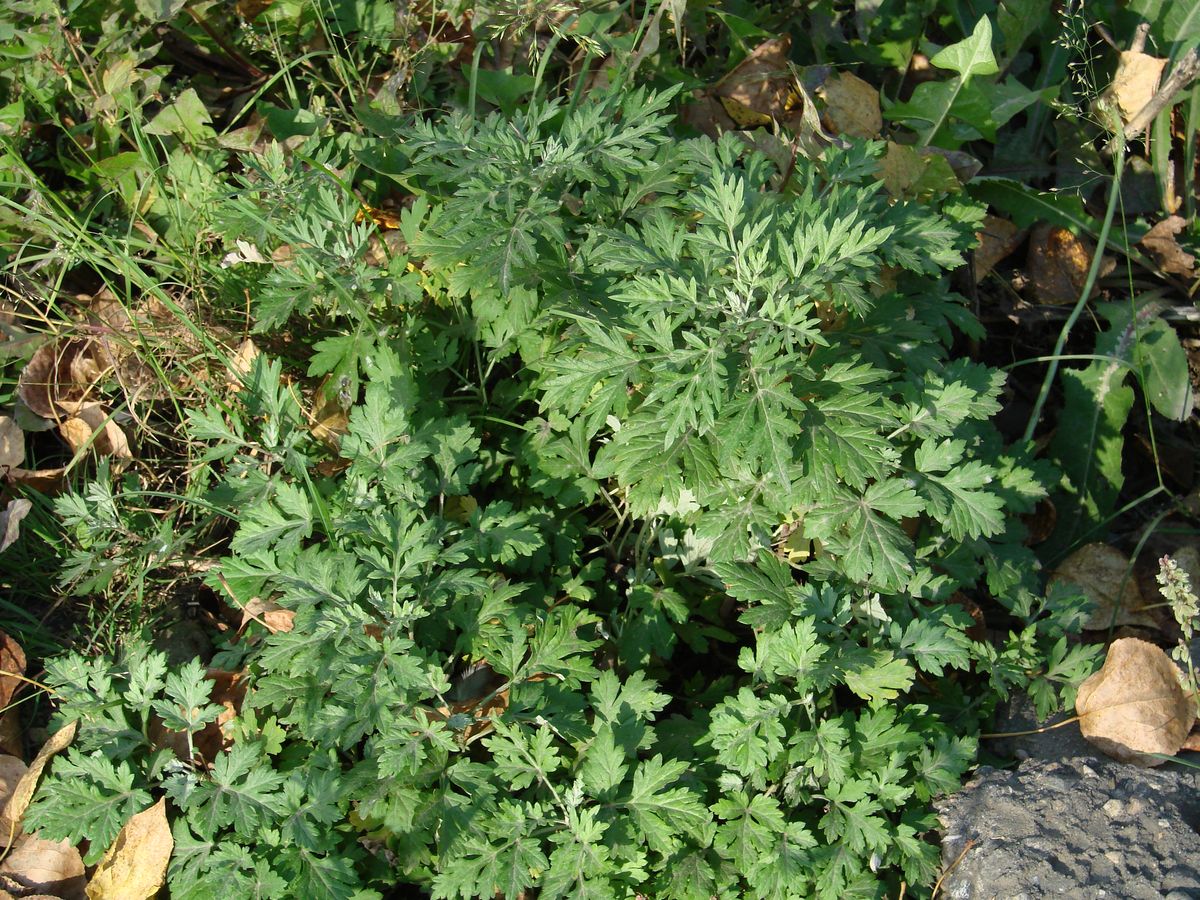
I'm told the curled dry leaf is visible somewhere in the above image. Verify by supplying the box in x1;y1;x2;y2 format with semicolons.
1075;637;1195;766
85;797;172;900
238;597;295;635
819;71;881;138
0;632;26;708
0;756;28;847
17;339;111;420
3;467;68;496
0;419;23;470
57;404;132;469
683;37;806;138
1;721;77;836
1139;215;1196;278
973;215;1024;283
1028;223;1114;305
0;834;86;900
1110;50;1168;122
1050;542;1157;630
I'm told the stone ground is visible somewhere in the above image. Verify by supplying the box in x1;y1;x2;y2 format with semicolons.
936;694;1200;899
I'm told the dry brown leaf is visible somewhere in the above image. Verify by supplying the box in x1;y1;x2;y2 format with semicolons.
1140;215;1196;277
0;419;23;471
17;339;111;420
0;632;26;709
239;597;295;635
0;833;86;900
716;38;797;119
58;404;132;467
0;500;31;555
3;467;68;496
2;721;77;836
973;215;1024;283
227;338;260;388
1050;543;1157;630
1076;637;1195;765
1027;223;1114;305
310;379;350;449
86;797;172;900
1110;50;1168;122
0;756;28;847
820;71;881;138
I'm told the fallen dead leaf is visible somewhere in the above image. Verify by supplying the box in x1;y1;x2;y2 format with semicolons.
0;833;86;900
238;597;295;635
310;378;350;449
3;467;68;496
2;721;77;837
17;339;110;420
0;500;32;554
1076;637;1195;765
0;632;26;708
85;797;172;900
820;71;881;138
1140;215;1196;278
880;142;960;200
58;404;132;467
973;215;1025;282
228;339;259;387
1027;223;1114;305
1110;50;1167;123
1050;543;1158;630
0;756;28;847
0;419;22;471
682;37;807;138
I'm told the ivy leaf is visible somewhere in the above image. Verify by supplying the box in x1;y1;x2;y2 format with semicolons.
931;17;999;79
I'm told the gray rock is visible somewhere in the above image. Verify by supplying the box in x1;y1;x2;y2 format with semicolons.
937;756;1200;899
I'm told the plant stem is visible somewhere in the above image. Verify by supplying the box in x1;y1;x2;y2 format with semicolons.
1022;137;1126;444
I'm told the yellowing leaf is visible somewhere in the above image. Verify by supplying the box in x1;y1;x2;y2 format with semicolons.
820;71;881;138
718;96;773;128
1049;542;1157;630
86;798;173;900
1076;637;1195;766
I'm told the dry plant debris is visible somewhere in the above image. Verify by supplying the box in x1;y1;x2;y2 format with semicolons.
85;798;172;900
1049;543;1157;630
1075;637;1195;765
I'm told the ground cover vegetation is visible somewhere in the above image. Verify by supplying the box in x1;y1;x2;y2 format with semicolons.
0;0;1198;896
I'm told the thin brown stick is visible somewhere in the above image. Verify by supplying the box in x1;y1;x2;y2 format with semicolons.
980;715;1080;740
931;839;975;899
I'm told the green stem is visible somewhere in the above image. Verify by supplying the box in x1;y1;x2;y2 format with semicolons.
1022;138;1126;444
